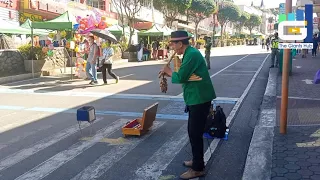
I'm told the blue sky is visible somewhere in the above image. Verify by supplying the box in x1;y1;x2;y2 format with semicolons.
233;0;298;8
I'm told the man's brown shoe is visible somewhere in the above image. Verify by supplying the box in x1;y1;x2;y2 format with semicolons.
180;169;205;179
183;160;193;167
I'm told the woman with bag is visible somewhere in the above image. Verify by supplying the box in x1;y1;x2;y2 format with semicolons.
99;40;119;84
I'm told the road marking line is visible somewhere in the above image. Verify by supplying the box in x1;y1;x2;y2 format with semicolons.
15;119;127;180
193;53;271;180
209;54;250;79
71;121;165;180
277;96;320;101
223;70;256;73
0;105;24;110
177;54;250;97
133;124;188;180
0;125;52;151
0;105;189;120
0;117;104;172
0;77;42;86
218;73;253;76
0;88;237;104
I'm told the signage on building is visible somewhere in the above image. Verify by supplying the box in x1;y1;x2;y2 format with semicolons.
67;2;117;20
28;0;66;14
19;12;43;23
279;3;285;14
0;0;17;10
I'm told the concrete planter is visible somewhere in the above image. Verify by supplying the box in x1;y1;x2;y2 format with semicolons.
128;52;138;62
24;60;46;73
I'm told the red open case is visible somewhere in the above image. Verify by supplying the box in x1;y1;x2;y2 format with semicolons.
122;103;158;136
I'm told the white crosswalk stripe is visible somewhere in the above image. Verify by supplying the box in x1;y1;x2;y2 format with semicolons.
0;120;218;180
0;117;103;172
133;124;189;180
71;121;165;180
15;119;127;180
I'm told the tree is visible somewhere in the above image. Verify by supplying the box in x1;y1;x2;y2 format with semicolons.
244;14;262;35
188;0;215;39
111;0;151;46
111;0;127;51
270;8;279;16
235;11;250;34
217;2;241;41
153;0;192;28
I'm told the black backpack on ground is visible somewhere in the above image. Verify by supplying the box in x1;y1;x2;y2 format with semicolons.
204;105;227;138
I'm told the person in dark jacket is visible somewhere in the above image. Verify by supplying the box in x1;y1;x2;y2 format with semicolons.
312;34;318;57
205;37;212;69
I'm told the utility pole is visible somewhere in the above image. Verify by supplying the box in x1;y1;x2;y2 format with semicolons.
280;0;292;134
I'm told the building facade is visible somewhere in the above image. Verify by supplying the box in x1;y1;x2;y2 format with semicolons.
19;0;67;24
0;0;20;25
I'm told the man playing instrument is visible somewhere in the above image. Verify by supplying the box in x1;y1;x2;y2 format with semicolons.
160;31;216;179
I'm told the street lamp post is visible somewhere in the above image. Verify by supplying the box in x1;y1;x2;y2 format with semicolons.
280;0;292;134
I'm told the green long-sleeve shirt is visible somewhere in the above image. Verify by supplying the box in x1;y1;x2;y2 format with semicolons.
172;46;216;105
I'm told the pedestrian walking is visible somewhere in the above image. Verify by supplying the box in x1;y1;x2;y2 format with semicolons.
266;37;270;51
270;32;280;68
261;38;265;49
99;39;119;84
159;30;216;179
86;35;99;85
205;37;212;70
312;34;318;57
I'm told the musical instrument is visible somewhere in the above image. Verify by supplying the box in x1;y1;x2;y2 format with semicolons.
159;52;202;93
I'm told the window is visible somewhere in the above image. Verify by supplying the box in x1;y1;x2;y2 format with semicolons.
86;0;106;11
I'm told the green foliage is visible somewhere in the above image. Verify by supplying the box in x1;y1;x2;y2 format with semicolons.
188;0;215;39
18;44;47;60
268;16;274;23
217;2;241;26
239;11;250;24
196;39;205;45
244;14;262;33
154;0;192;26
189;0;215;20
234;11;250;32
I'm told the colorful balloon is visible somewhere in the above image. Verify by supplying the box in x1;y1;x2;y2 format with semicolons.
47;50;53;57
48;44;54;50
75;46;80;52
42;47;48;53
45;40;51;45
60;31;67;38
48;33;55;39
98;21;106;29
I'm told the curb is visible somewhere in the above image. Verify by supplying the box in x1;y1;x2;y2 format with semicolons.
0;72;41;85
113;59;129;65
242;68;278;180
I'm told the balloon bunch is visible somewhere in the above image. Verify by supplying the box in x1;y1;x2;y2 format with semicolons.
60;31;67;38
74;11;108;33
44;39;55;57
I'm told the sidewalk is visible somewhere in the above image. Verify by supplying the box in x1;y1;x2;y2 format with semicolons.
243;55;320;180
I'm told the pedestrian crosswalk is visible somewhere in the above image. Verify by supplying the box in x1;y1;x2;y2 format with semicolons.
0;116;219;180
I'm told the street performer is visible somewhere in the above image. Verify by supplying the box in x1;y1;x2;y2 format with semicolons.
159;30;216;179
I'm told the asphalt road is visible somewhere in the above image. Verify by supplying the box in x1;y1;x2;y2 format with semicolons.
0;46;270;180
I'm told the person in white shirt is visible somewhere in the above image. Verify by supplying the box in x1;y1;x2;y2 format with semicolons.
99;39;119;84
